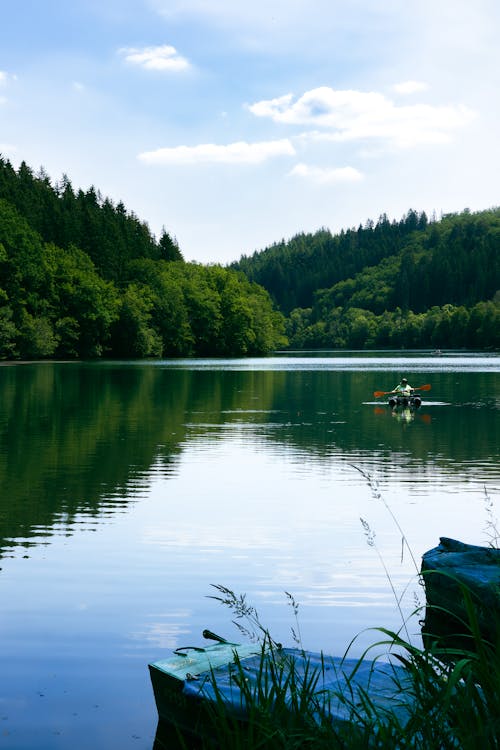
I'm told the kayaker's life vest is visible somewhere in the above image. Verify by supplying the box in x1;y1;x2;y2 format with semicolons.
394;384;412;396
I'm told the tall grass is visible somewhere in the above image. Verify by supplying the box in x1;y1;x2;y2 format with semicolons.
175;479;500;749
197;588;500;748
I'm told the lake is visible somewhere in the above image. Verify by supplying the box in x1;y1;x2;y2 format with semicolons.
0;352;498;749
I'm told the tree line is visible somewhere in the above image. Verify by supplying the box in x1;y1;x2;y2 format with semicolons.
0;158;286;359
1;155;498;357
232;210;430;314
233;208;500;350
0;158;183;279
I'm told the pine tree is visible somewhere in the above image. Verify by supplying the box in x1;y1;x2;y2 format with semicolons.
158;229;183;262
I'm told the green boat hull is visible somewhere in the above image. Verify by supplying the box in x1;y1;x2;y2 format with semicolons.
149;639;260;735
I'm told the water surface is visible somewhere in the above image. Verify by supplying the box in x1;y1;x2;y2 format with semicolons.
0;352;498;749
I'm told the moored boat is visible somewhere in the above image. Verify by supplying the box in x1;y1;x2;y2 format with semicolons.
421;537;500;653
149;630;413;741
149;634;260;738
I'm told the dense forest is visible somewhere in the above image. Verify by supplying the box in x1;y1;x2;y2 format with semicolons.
0;157;286;359
1;156;498;358
233;208;500;350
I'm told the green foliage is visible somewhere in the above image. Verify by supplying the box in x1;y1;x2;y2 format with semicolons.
54;317;80;358
0;157;168;282
158;228;183;262
0;295;18;359
129;259;194;355
41;241;121;357
468;301;500;349
236;207;500;350
110;283;163;358
233;212;430;315
18;312;58;358
3;155;498;355
129;260;287;357
0;159;285;359
286;300;500;351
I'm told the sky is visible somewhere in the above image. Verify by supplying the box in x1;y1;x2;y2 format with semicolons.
0;0;498;265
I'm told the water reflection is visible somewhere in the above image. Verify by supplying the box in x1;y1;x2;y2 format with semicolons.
0;355;498;750
156;351;500;371
0;358;498;559
153;720;202;750
391;406;415;423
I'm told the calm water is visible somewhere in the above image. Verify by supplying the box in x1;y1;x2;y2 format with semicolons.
0;352;498;749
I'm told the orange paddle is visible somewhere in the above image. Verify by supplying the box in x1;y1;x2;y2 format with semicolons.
373;384;431;398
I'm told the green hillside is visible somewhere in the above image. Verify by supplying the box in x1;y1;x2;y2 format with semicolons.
1;155;498;356
0;157;286;359
233;209;500;350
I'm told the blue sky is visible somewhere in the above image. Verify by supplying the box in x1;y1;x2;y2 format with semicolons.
1;0;498;264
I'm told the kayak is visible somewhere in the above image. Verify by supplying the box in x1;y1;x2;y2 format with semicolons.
148;630;413;742
388;393;422;409
373;384;430;406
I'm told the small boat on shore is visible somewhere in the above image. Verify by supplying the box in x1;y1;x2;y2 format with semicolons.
149;630;412;742
421;537;500;653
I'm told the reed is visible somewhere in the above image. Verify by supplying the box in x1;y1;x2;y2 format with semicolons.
197;592;500;749
197;481;500;748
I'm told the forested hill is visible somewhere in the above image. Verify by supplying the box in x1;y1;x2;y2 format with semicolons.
233;208;500;350
232;209;500;315
1;155;498;357
0;157;286;359
0;157;182;280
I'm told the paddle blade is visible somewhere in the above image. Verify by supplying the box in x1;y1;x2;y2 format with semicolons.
374;383;431;397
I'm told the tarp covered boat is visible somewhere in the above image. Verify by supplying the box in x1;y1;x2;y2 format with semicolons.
149;631;413;741
421;537;500;652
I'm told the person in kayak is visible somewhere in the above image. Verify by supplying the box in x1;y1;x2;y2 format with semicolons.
391;378;413;396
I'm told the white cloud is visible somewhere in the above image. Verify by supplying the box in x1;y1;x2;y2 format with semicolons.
249;86;476;148
392;80;429;95
138;139;296;165
289;163;364;184
248;93;295;120
119;44;191;72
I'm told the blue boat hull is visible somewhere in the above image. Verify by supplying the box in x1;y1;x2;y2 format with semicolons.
149;636;413;740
